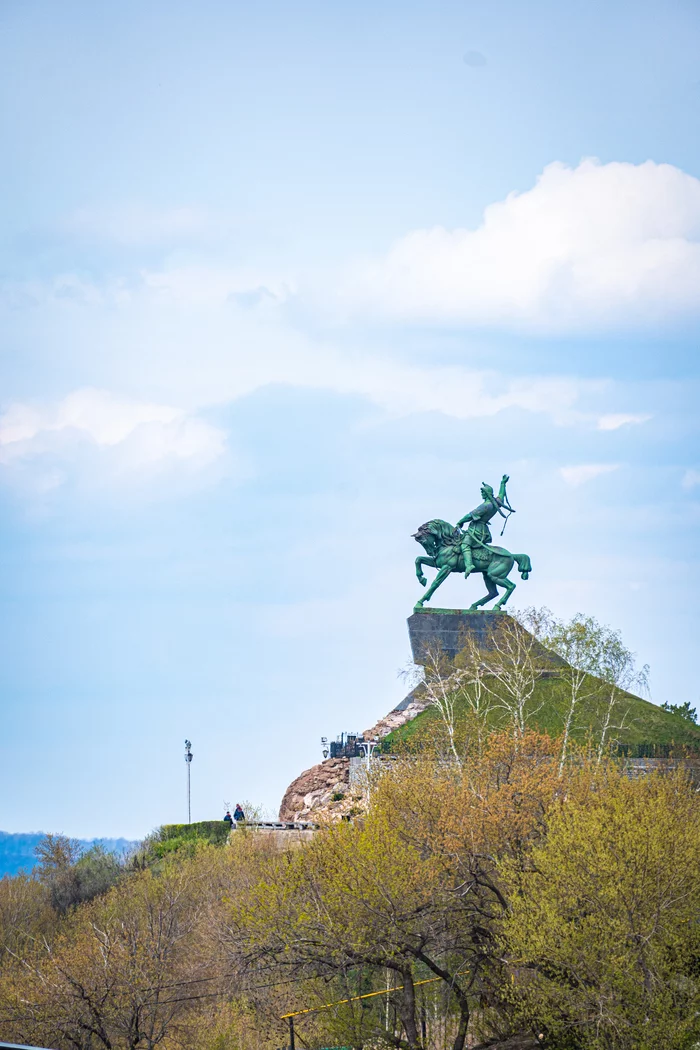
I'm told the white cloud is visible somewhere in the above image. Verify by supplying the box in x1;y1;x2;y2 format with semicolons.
560;463;620;487
302;356;595;424
0;389;226;473
597;412;652;431
682;469;700;489
343;158;700;330
1;264;604;426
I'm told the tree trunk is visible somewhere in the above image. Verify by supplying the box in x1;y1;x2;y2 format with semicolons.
398;971;421;1049
452;1004;470;1050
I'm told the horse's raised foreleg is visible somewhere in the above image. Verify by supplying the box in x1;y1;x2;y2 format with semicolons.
414;565;452;610
469;573;498;611
415;555;436;588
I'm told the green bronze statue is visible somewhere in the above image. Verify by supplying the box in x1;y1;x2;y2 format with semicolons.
412;474;532;611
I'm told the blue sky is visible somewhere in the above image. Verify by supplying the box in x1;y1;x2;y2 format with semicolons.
2;0;700;838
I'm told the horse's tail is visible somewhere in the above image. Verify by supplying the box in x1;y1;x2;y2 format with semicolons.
513;553;532;580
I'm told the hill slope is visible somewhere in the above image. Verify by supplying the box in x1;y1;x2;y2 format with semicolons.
385;672;700;753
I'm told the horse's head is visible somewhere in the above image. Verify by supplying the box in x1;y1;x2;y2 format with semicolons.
412;519;457;556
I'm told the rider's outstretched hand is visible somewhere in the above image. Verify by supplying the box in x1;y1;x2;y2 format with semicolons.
502;474;509;484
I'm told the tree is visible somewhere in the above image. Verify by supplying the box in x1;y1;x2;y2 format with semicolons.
661;701;698;723
536;611;616;774
464;609;551;739
227;731;565;1050
520;608;650;765
0;873;55;971
33;833;85;914
34;835;122;913
594;625;648;762
502;769;700;1049
229;813;443;1048
373;731;566;1047
0;856;216;1050
406;642;495;767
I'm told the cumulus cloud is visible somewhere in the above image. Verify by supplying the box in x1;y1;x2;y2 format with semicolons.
560;463;620;487
597;413;652;431
0;389;226;478
343;158;700;330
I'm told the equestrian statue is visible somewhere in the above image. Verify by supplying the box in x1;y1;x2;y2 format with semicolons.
413;474;532;611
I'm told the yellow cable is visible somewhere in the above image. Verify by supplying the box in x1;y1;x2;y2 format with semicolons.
281;970;469;1019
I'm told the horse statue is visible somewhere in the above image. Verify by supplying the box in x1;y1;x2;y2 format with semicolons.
412;475;532;611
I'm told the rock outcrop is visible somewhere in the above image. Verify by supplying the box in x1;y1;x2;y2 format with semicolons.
279;757;357;822
278;688;431;821
362;687;430;741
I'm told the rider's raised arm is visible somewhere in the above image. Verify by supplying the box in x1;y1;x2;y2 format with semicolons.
497;474;510;506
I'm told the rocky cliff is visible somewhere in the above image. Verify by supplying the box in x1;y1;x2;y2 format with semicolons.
278;688;431;821
279;757;353;822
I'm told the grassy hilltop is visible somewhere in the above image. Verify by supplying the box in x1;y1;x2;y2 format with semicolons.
387;673;700;754
388;609;700;756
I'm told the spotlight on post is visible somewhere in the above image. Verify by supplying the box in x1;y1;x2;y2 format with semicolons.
184;739;193;824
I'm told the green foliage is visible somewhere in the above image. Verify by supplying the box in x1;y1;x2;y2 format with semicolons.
388;672;700;753
4;746;700;1050
33;835;122;913
502;769;700;1049
0;872;56;969
662;700;698;723
229;732;565;1050
72;846;122;899
4;613;700;1050
144;820;232;860
160;820;233;845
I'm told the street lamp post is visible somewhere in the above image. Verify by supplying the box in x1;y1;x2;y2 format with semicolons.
357;737;380;800
184;739;193;824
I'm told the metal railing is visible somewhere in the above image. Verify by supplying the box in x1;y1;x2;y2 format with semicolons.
231;820;317;831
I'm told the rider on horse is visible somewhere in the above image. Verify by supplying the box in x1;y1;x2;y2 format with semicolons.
456;474;513;577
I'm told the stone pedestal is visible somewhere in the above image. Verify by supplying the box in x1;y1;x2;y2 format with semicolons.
407;608;565;670
408;608;506;665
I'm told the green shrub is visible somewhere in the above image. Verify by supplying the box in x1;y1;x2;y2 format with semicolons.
134;821;232;865
159;821;231;846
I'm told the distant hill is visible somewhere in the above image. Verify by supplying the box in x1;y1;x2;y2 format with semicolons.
0;831;138;878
